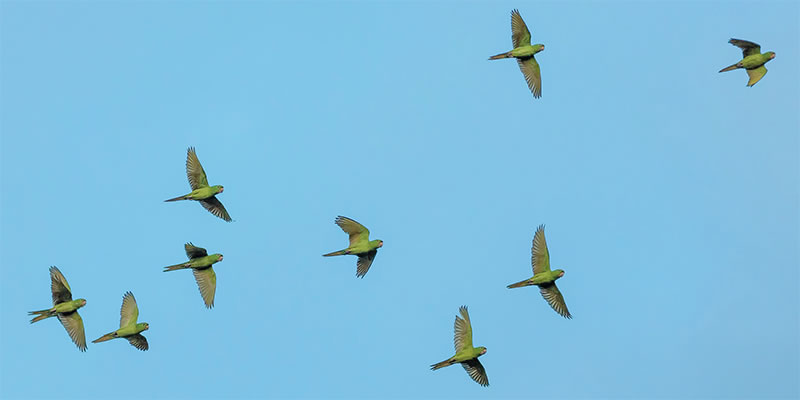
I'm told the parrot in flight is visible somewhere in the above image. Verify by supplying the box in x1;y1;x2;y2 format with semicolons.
164;243;224;308
92;291;150;351
165;147;232;222
430;306;489;387
489;9;544;98
28;266;88;352
508;225;572;319
323;216;383;278
719;38;776;87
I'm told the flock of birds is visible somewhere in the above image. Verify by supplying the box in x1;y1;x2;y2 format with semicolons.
26;9;777;387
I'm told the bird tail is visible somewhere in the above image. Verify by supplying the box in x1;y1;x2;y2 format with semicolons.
92;331;116;343
164;262;190;272
507;279;535;289
28;309;53;323
322;249;347;257
430;357;456;370
489;51;513;60
164;195;188;202
718;63;739;73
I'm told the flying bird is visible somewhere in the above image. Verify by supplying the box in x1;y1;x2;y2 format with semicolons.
430;306;489;387
719;38;776;87
92;291;150;351
508;225;572;319
28;266;88;351
322;216;383;278
164;243;224;308
489;9;544;98
165;147;232;222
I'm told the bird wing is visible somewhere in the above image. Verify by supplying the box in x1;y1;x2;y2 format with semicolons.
729;39;761;58
58;311;87;352
540;282;572;319
184;242;209;260
531;224;551;274
356;250;377;278
462;359;489;387
746;66;768;87
119;291;139;328
199;196;232;222
126;334;149;351
186;147;209;190
335;216;370;247
453;306;473;352
193;267;217;309
49;266;73;305
517;57;542;98
510;9;531;48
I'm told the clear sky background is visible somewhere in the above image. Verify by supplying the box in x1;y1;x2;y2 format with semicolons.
1;1;798;399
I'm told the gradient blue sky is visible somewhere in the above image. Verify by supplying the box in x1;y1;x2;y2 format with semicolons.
1;1;798;399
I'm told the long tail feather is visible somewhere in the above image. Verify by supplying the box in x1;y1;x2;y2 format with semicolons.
430;358;456;370
322;249;347;257
92;331;116;343
164;195;188;202
489;51;513;60
28;309;52;323
719;63;739;73
163;262;190;272
507;279;535;289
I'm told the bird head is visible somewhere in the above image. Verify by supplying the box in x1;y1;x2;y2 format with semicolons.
377;240;384;248
217;186;224;194
767;51;776;60
478;347;487;356
216;254;224;262
534;43;545;53
141;323;150;331
77;299;87;307
555;269;565;279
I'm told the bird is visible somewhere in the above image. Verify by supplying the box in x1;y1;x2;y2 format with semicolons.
322;216;383;278
430;306;489;387
28;266;88;352
508;225;572;319
92;291;150;351
164;243;224;308
719;38;776;87
165;147;232;222
489;9;544;98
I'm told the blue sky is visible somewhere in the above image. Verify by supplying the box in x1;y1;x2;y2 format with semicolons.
1;1;798;398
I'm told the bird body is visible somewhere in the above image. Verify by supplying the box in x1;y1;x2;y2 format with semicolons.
489;9;544;98
323;216;383;278
28;266;88;351
92;291;150;351
165;147;231;221
430;306;489;386
719;38;776;87
164;243;223;308
507;225;572;319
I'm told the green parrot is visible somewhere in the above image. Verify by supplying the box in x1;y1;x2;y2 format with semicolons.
430;306;489;387
28;266;88;352
489;9;544;98
508;225;572;319
164;242;223;309
322;216;383;278
165;147;232;222
92;291;150;351
719;38;776;87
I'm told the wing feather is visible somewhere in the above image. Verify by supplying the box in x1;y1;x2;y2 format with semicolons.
729;38;761;58
193;267;217;309
49;266;73;305
462;359;489;387
186;147;209;190
531;225;550;275
540;282;572;319
119;291;139;328
517;57;541;98
453;306;473;352
184;242;209;259
746;66;767;87
200;196;232;222
126;334;149;351
356;250;377;278
58;311;87;352
335;216;370;247
511;9;531;48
